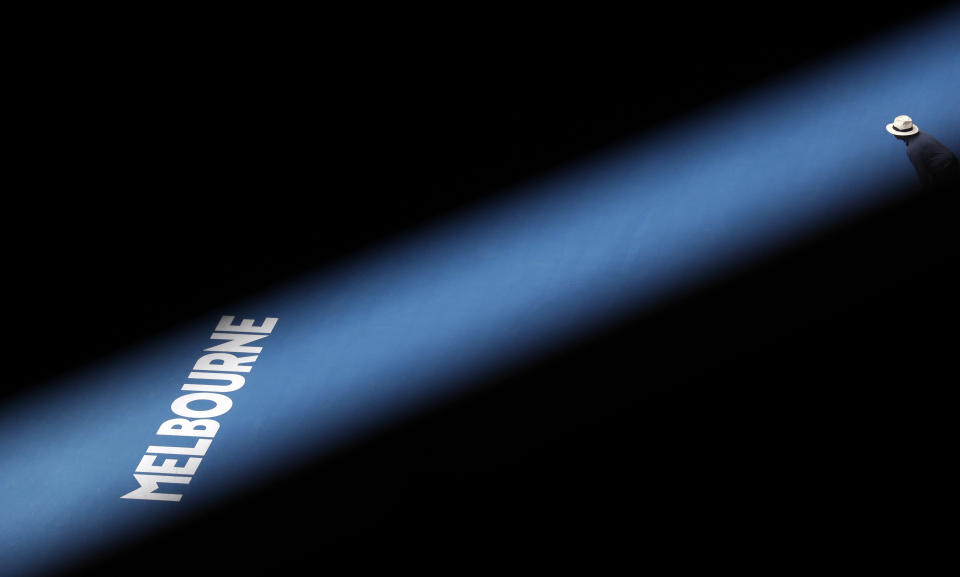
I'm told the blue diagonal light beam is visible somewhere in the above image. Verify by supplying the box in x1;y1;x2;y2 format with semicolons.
2;7;958;576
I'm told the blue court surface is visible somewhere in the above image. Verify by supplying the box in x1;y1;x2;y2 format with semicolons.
2;6;959;576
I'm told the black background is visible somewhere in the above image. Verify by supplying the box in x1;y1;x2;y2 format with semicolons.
6;4;956;573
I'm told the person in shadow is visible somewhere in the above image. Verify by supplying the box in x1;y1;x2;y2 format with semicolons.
886;115;959;192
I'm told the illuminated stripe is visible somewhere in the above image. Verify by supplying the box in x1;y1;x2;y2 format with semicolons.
1;7;959;576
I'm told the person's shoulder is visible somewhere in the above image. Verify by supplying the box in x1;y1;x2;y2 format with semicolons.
917;130;946;144
912;131;938;148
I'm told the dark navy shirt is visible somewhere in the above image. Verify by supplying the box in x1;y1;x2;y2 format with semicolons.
904;131;958;184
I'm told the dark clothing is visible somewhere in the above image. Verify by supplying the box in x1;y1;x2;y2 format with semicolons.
930;159;960;191
903;131;960;190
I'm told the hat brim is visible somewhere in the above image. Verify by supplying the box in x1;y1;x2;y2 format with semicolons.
887;123;919;136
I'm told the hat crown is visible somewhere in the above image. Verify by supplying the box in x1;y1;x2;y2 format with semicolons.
894;115;914;130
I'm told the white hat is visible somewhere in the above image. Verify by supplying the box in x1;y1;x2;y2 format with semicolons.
886;114;919;136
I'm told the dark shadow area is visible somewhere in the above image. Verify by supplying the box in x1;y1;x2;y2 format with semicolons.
7;5;957;572
60;171;957;575
4;3;952;405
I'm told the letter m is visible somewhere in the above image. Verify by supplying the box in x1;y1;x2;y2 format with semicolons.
121;474;191;502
